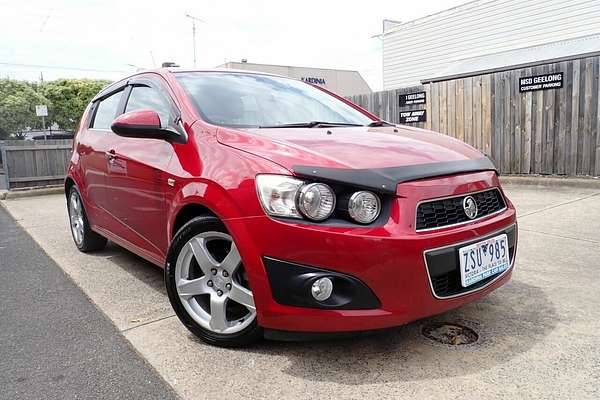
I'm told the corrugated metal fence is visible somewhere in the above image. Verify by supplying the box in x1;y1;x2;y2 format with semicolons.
0;140;72;190
349;54;600;176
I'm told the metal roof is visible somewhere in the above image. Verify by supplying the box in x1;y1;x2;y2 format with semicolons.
421;33;600;83
216;61;362;74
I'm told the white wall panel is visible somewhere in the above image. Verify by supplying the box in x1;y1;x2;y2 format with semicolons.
383;0;600;88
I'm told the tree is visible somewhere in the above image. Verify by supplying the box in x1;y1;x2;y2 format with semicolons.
0;79;48;137
0;78;110;137
41;79;110;132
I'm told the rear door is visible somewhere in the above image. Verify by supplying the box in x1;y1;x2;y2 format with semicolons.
103;76;179;260
78;87;125;225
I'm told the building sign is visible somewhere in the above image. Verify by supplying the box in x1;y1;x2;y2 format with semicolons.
399;91;426;106
519;72;563;93
301;77;326;85
400;110;426;124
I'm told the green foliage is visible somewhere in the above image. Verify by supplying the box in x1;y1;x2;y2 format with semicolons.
41;79;110;132
0;80;48;138
0;78;110;137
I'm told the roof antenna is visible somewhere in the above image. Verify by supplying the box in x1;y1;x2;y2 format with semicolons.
185;14;205;68
39;8;53;32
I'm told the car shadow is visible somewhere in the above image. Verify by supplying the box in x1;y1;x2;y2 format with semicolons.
238;279;558;384
100;239;559;384
100;241;167;296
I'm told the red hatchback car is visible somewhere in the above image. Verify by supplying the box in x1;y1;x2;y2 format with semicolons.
66;68;517;346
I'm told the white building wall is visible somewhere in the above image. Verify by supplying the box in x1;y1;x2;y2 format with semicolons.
383;0;600;89
216;62;372;97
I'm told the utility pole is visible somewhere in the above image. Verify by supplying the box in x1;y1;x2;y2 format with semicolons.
185;14;204;67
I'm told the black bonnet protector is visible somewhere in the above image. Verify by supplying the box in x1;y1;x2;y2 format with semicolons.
292;157;497;194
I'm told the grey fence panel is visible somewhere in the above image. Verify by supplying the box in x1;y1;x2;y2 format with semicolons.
348;55;600;176
1;143;72;189
0;139;72;169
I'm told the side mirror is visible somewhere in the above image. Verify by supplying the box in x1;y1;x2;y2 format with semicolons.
111;109;185;143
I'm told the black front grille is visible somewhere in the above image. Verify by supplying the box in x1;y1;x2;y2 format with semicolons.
416;188;506;231
424;225;516;297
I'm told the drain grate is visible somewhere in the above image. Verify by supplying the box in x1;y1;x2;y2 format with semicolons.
422;322;479;345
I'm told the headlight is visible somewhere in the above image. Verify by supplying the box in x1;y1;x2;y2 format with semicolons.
257;175;381;224
256;174;303;218
297;183;336;221
348;191;381;224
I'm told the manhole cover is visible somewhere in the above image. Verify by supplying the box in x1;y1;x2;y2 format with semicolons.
422;322;479;345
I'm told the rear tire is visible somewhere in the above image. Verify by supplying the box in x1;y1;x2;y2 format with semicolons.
165;215;262;347
67;186;107;252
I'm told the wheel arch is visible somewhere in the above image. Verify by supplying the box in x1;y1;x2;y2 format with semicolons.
167;179;264;245
171;203;217;240
64;176;76;199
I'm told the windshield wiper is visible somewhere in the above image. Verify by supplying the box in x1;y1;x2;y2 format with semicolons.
259;121;363;128
367;120;395;127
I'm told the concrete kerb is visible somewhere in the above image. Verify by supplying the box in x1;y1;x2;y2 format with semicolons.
499;175;600;189
0;185;64;200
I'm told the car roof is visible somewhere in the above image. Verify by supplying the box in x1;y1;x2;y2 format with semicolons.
164;67;289;79
92;68;295;102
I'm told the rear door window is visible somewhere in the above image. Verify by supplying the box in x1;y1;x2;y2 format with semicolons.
92;90;123;129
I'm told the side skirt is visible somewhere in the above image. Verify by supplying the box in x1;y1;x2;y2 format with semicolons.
92;225;165;268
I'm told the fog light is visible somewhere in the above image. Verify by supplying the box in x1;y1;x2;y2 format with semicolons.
311;277;333;301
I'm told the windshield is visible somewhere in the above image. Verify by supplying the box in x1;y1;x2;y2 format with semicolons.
175;72;373;128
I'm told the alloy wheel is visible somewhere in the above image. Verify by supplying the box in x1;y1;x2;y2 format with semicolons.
69;191;85;246
175;231;256;334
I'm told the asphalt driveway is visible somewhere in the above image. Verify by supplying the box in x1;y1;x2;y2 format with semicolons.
0;206;178;400
1;183;599;399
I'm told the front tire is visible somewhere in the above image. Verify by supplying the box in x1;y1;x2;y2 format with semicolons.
67;186;107;252
165;216;262;347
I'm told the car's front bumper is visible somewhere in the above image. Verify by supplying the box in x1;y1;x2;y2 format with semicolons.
225;171;518;333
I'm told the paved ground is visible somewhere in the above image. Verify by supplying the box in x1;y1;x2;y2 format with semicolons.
1;184;599;400
0;207;179;400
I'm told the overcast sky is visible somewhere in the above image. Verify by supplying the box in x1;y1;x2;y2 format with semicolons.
1;0;466;90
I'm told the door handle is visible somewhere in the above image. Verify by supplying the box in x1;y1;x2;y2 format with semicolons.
105;149;116;162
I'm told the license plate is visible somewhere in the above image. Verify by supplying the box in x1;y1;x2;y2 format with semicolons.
459;234;510;287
